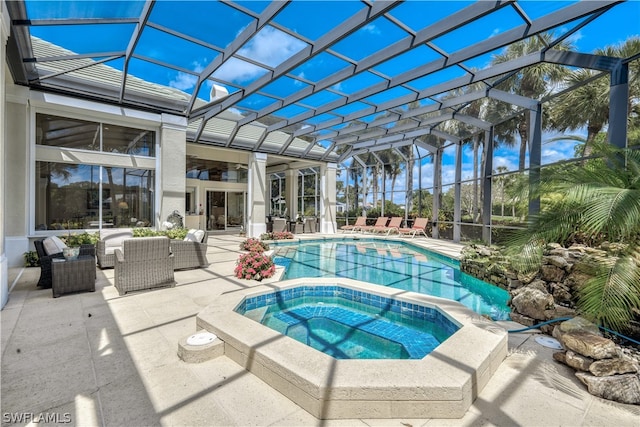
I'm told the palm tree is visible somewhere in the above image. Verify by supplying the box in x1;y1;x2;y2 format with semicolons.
491;33;574;170
549;37;640;158
505;142;640;332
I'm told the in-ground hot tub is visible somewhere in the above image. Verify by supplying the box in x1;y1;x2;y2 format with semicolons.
236;285;460;360
197;278;508;419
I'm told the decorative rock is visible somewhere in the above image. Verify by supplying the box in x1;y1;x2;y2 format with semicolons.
555;316;601;336
553;351;566;364
561;331;618;360
565;350;594;371
544;255;569;269
516;270;537;285
589;358;638;377
541;264;565;282
512;288;555;321
550;283;572;303
575;372;640;405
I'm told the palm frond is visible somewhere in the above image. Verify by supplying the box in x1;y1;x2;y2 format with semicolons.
577;252;640;332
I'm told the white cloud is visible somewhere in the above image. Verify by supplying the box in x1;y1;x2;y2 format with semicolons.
169;61;205;91
363;24;380;35
212;26;307;84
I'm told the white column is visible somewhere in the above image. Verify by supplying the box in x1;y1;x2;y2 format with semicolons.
285;168;298;221
320;163;337;234
1;3;10;308
158;114;187;228
247;152;267;237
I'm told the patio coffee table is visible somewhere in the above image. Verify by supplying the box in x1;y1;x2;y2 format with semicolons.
51;255;96;298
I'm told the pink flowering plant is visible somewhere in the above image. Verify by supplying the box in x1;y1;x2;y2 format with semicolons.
234;251;276;281
259;231;294;240
239;238;269;252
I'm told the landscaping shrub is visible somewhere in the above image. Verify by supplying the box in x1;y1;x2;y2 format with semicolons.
24;251;39;267
260;231;294;240
240;238;269;252
234;251;276;281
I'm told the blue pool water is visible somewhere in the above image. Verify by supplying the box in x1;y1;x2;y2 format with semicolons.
271;239;511;320
236;285;460;360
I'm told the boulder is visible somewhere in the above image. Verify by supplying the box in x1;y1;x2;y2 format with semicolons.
554;316;601;336
541;264;565;282
589;358;638;377
544;255;569;269
560;331;617;360
550;282;572;304
512;288;555;321
575;372;640;405
565;350;594;371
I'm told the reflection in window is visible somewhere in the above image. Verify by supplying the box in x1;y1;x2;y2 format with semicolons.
35;161;154;230
186;156;247;183
36;113;155;156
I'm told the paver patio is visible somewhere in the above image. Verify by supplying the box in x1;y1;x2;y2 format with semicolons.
2;234;639;426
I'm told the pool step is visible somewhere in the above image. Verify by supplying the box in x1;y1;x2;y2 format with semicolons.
177;331;224;363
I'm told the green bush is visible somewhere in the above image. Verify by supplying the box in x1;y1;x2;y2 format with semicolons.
132;227;189;240
61;232;99;246
24;251;39;267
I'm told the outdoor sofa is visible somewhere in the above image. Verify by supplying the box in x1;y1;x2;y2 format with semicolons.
170;229;209;270
96;228;134;269
114;236;174;295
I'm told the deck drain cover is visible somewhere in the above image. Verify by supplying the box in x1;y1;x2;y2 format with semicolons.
187;332;217;346
535;335;563;349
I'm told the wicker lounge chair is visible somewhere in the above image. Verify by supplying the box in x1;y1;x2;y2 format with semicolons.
171;230;209;270
397;217;431;238
114;236;174;295
96;228;134;269
34;238;95;288
361;217;389;233
340;216;367;233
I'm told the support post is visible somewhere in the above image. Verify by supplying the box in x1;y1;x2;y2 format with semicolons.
320;163;337;234
482;128;494;244
608;62;629;149
453;142;462;243
246;153;268;238
432;148;441;239
528;103;542;218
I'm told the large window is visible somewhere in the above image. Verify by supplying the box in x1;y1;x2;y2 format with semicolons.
34;113;156;231
35;162;154;230
36;114;155;156
298;168;319;217
186;156;247;183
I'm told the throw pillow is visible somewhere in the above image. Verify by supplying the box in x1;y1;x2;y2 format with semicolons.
42;236;68;255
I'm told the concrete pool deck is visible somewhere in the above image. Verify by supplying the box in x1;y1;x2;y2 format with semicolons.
2;233;639;426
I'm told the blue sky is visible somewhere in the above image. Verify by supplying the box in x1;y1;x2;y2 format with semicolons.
25;1;640;203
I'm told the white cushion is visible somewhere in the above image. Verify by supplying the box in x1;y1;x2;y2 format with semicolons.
42;236;68;255
100;228;133;254
184;229;205;243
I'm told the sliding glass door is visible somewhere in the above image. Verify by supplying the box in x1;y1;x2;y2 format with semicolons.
206;191;245;231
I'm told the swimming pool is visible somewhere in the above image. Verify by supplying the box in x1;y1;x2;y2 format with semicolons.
236;285;460;359
271;238;510;320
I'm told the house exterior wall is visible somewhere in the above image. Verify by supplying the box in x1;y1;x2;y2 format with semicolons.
1;86;187;271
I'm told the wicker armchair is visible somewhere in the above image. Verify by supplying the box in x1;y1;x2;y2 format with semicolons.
114;236;175;295
170;232;209;270
96;228;134;269
34;239;95;288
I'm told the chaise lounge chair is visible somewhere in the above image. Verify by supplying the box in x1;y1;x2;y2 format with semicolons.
397;217;431;238
361;217;389;233
340;216;367;233
374;216;403;236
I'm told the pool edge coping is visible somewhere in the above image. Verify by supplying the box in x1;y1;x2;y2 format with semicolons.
196;278;508;419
